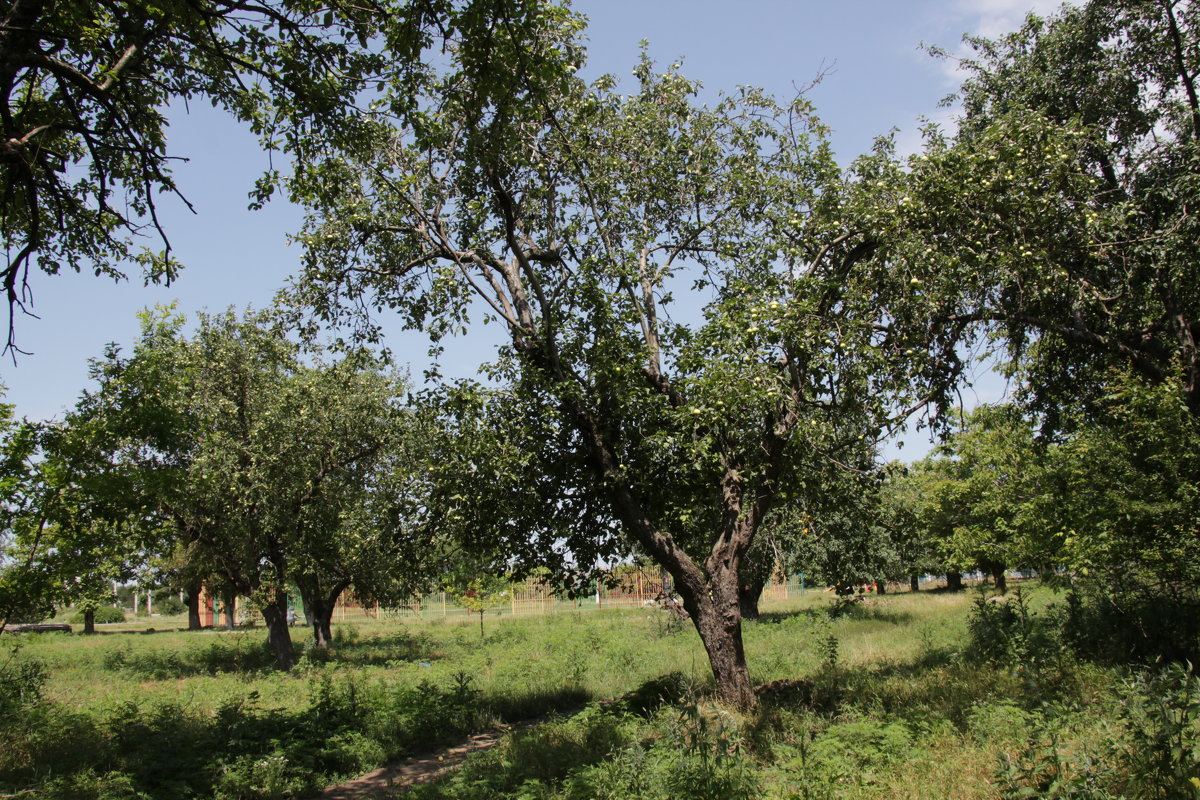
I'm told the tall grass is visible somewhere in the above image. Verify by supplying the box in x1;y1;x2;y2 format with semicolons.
5;585;1193;799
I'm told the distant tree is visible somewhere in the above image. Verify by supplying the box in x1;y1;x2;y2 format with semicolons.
877;464;943;592
899;407;1046;592
0;392;158;633
85;307;419;665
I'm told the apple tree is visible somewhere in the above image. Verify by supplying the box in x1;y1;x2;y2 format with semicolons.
293;36;963;706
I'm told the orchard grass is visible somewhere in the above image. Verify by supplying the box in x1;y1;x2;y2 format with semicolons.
2;584;1177;799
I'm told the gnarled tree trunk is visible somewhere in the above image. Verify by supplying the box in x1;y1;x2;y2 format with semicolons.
261;587;296;670
677;566;755;709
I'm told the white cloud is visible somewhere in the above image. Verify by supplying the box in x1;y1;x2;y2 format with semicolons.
960;0;1070;38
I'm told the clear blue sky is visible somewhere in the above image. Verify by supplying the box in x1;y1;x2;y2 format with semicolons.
2;0;1059;455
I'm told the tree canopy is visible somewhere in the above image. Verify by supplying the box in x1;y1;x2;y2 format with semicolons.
0;0;569;352
292;28;967;705
882;0;1200;426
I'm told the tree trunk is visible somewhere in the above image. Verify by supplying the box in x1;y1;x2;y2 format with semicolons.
297;579;349;649
678;570;755;709
875;580;887;595
83;608;95;634
261;588;296;670
946;571;964;591
185;580;202;630
222;588;236;630
312;604;334;648
738;577;766;620
909;573;920;593
992;565;1008;593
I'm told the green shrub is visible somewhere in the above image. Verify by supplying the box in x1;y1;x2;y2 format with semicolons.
70;607;126;625
149;596;186;617
39;769;151;800
0;652;45;716
213;751;306;800
1063;589;1200;667
1115;663;1200;799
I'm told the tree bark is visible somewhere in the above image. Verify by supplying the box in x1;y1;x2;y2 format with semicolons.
676;568;755;709
297;579;349;649
875;580;887;595
83;608;95;634
909;573;920;593
946;571;964;591
222;588;236;630
738;577;766;620
261;588;296;670
992;565;1008;593
185;580;202;630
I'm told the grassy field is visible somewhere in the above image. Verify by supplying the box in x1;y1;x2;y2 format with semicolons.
2;585;1193;799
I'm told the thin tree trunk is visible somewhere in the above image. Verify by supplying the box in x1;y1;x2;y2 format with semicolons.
83;608;95;634
261;588;296;670
222;588;236;630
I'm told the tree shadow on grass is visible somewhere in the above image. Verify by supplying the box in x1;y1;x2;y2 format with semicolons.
753;603;915;627
315;629;443;668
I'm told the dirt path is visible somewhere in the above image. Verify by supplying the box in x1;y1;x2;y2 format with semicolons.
313;716;553;799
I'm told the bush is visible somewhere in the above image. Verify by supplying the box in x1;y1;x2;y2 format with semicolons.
70;607;126;625
966;591;1064;668
1062;589;1200;667
0;652;45;716
147;596;186;617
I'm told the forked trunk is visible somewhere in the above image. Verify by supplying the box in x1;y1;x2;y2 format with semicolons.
312;607;334;648
262;589;296;670
298;579;349;649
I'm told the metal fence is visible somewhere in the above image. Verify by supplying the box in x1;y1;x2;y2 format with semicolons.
329;571;814;623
